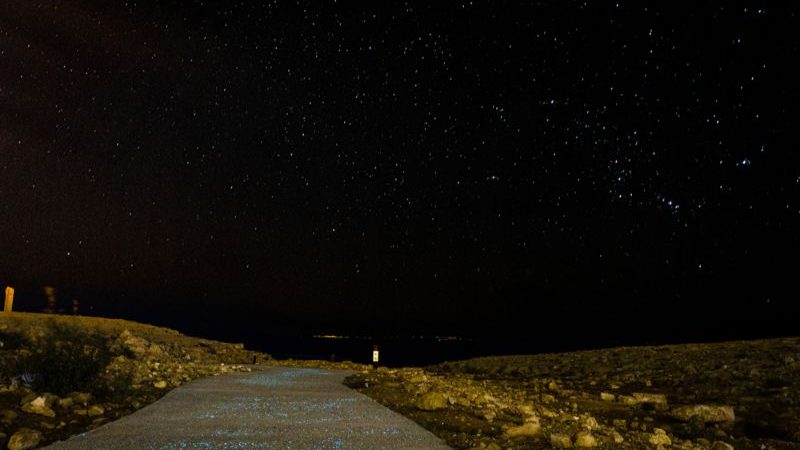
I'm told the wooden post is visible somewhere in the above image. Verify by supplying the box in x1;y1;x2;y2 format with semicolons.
3;286;14;314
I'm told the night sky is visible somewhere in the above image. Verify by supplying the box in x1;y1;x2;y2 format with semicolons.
1;2;798;350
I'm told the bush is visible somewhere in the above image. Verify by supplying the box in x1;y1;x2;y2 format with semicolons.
0;330;28;351
16;321;113;395
0;331;29;381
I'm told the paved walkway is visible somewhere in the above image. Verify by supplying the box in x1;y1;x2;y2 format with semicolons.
44;367;451;450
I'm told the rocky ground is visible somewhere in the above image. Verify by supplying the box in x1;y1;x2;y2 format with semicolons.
346;337;800;450
4;313;797;450
0;312;270;449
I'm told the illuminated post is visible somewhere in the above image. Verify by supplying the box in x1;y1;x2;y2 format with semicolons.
371;344;380;367
3;286;14;314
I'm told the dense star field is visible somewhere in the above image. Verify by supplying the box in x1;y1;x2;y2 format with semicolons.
1;2;798;348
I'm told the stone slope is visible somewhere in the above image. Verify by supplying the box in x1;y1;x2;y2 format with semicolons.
347;337;800;450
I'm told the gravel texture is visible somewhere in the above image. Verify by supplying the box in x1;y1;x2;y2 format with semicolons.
42;367;452;449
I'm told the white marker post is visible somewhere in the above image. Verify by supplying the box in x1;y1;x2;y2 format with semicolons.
372;345;380;367
3;286;14;314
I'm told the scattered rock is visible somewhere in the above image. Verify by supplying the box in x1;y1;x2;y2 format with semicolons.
670;405;735;423
88;404;105;416
711;441;734;450
648;428;672;446
574;431;598;447
58;397;74;408
625;392;669;410
68;392;92;406
504;421;541;438
600;392;615;401
7;428;43;450
582;416;599;430
407;373;427;384
550;433;572;448
153;380;168;389
610;430;624;444
416;392;448;411
118;330;152;357
21;396;56;418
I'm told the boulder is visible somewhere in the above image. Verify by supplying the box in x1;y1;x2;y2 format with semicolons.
154;380;168;389
7;428;43;450
582;416;599;430
574;431;598;447
504;421;541;438
600;392;615;401
416;392;448;411
21;396;56;418
68;392;93;405
670;405;735;423
648;428;671;446
550;433;572;448
88;404;105;416
711;441;734;450
118;330;152;357
623;392;668;410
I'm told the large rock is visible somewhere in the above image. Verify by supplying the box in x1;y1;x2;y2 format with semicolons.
550;433;572;448
117;330;153;358
416;392;448;411
68;392;93;406
622;392;668;410
649;428;672;446
7;428;43;450
88;404;105;416
504;421;541;438
671;405;735;423
21;396;56;418
574;431;598;447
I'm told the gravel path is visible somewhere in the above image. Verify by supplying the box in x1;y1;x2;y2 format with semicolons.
43;367;451;450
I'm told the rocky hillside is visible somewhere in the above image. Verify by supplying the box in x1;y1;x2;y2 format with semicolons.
0;312;267;449
346;337;800;450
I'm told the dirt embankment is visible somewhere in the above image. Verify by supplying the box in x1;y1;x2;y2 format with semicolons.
0;312;267;449
346;337;800;450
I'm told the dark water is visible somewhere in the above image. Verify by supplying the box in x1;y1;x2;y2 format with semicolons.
249;332;652;367
258;335;486;367
7;287;798;367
